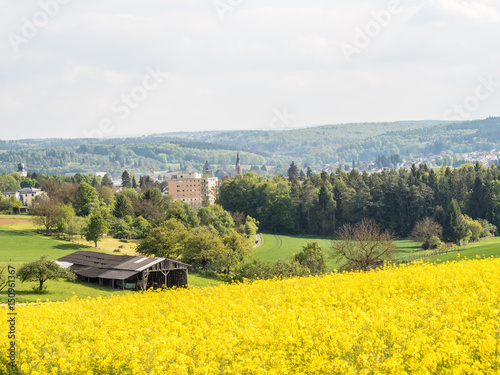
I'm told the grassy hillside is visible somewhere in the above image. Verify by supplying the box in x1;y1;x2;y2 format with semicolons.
254;233;500;270
0;216;131;303
427;236;500;263
0;215;224;302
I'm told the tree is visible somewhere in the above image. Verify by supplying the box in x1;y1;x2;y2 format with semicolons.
9;196;23;214
136;218;188;258
75;182;99;216
132;216;150;238
287;161;299;178
183;227;225;270
33;197;65;234
294;241;327;275
198;204;234;237
113;194;134;218
217;231;252;274
244;215;259;237
447;199;469;245
330;219;396;272
17;255;75;293
411;217;443;249
121;171;131;188
85;210;108;247
66;216;87;239
463;215;482;242
101;174;114;188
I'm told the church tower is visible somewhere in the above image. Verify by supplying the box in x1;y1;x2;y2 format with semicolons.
202;160;213;177
235;152;243;176
17;163;27;177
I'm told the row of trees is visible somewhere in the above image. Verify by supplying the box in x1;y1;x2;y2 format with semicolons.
219;163;500;245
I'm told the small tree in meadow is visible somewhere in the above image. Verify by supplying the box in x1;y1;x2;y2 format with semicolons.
17;256;75;293
294;242;327;275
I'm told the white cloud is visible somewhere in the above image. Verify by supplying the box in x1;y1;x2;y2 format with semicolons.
411;0;500;24
0;0;499;139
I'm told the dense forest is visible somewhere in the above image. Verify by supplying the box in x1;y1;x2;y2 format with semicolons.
0;117;499;176
218;162;500;242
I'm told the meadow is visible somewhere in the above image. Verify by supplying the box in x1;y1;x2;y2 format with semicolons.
3;215;500;303
0;216;131;303
0;215;225;302
257;233;430;266
2;257;500;374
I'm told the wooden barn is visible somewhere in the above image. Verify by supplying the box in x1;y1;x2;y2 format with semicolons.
56;251;190;290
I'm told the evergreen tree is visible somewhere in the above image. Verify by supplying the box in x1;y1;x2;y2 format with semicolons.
299;169;306;181
113;195;134;218
121;171;131;188
287;161;299;178
75;182;99;216
447;199;469;244
101;174;114;188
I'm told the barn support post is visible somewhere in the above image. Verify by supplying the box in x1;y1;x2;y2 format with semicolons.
111;279;114;289
142;270;149;291
160;270;170;288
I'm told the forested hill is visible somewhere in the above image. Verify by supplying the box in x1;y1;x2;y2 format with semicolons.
0;117;499;176
162;117;500;165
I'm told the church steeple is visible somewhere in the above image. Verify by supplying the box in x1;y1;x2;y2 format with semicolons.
203;160;212;177
235;152;242;176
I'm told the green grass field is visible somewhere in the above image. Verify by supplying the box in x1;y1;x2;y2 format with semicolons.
0;215;215;302
427;236;500;263
3;213;500;302
0;216;133;303
254;233;422;270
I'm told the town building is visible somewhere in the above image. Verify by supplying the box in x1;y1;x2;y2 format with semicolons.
1;187;44;207
1;191;19;200
18;187;44;206
56;251;190;290
164;173;218;205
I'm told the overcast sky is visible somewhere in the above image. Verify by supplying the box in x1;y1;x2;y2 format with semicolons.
0;0;499;140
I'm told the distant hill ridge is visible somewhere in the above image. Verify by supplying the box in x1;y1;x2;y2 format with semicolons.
0;117;498;175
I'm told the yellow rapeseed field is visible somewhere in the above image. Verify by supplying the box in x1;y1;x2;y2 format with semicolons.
2;258;500;374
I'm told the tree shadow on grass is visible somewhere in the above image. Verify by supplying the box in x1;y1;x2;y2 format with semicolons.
52;243;90;251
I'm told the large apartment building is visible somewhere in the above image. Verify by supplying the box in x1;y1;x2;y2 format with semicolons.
165;173;218;205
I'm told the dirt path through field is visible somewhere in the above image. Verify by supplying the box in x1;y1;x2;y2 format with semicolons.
0;218;33;226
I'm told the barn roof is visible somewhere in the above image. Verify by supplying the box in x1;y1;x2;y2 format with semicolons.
57;251;190;280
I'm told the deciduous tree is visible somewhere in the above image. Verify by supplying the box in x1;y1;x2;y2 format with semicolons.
17;255;75;293
330;219;396;272
85;209;108;247
136;218;187;258
294;241;327;275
